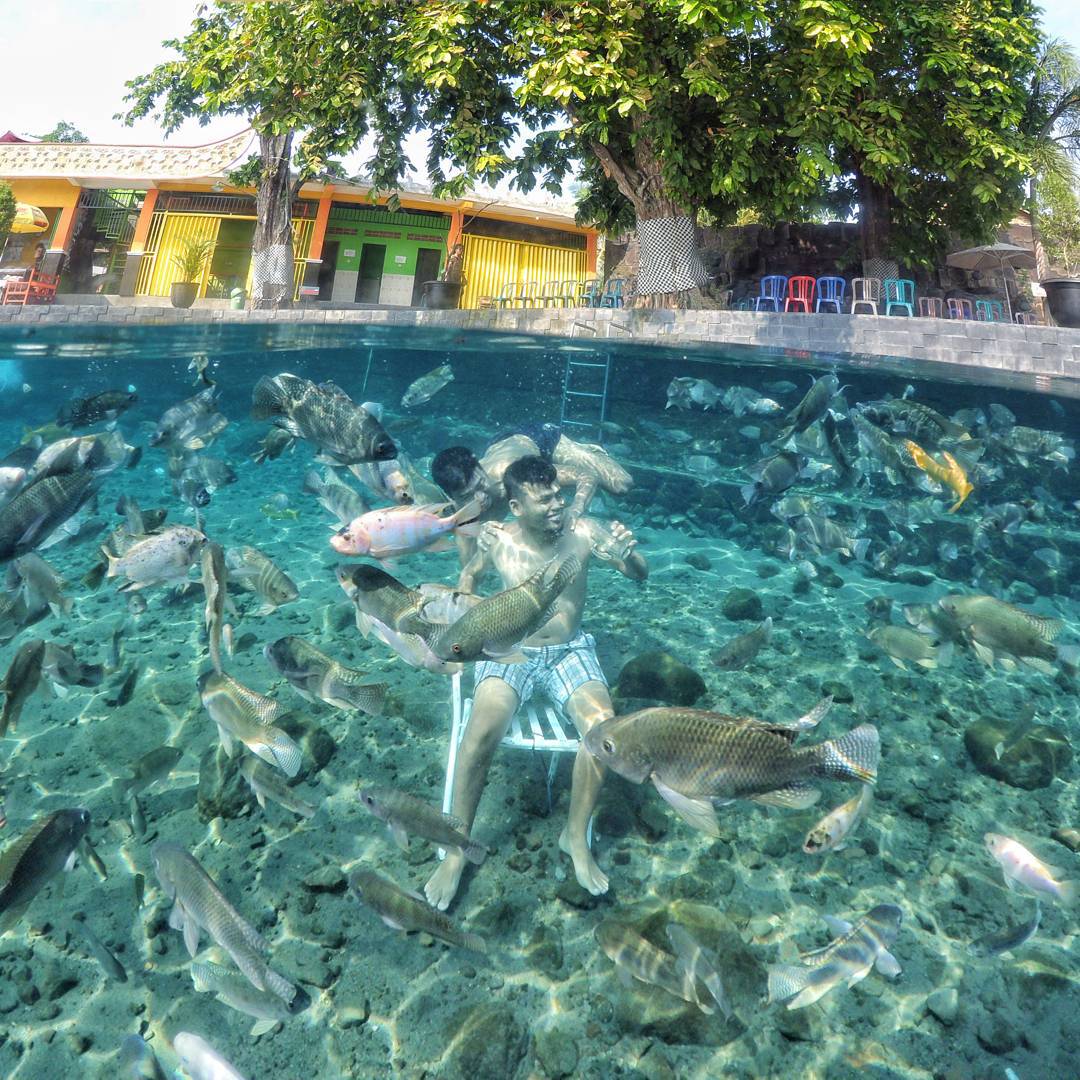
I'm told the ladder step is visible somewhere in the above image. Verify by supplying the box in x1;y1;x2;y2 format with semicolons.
568;361;608;369
566;390;604;399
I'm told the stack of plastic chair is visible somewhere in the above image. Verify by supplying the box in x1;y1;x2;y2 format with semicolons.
947;298;973;320
918;297;945;318
785;276;815;312
815;276;846;313
883;278;915;316
754;275;788;311
975;299;1005;322
851;277;882;314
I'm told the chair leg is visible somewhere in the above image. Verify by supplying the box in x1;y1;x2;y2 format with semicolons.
545;754;559;816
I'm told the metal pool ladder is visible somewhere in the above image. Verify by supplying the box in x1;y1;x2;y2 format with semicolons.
560;321;611;443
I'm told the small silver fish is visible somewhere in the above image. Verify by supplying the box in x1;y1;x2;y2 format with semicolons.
190;959;292;1036
970;904;1041;956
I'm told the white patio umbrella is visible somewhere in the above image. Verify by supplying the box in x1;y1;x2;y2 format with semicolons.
945;243;1037;323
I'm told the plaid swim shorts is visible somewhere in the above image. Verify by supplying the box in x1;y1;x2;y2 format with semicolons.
473;632;607;710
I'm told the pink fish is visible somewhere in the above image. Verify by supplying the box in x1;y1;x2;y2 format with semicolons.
985;833;1078;905
330;498;482;561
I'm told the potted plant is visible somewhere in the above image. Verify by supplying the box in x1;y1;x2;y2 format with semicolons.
169;237;214;308
421;242;466;309
1041;279;1080;328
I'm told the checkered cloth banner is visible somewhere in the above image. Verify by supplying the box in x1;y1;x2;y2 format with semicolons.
636;215;711;295
251;244;294;303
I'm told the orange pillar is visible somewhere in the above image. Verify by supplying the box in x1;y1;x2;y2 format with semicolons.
586;231;598;274
307;188;334;261
49;200;80;254
129;187;160;253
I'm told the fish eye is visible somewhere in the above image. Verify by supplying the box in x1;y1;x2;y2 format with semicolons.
452;643;462;655
602;738;615;754
336;525;350;537
362;794;374;806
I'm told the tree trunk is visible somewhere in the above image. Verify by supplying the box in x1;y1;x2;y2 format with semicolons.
1028;175;1050;281
588;125;712;307
251;130;298;310
854;166;892;264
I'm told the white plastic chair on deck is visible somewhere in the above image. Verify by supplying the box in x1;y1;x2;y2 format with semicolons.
443;671;593;845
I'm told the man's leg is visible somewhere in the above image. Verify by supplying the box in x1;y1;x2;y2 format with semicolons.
560;679;613;895
425;677;519;911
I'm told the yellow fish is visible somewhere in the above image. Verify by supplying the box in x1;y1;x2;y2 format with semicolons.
904;440;972;512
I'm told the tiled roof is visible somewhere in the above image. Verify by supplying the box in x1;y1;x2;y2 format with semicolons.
0;130;255;181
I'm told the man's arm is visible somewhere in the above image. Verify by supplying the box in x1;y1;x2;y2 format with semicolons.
456;523;499;592
581;518;648;582
555;464;599;527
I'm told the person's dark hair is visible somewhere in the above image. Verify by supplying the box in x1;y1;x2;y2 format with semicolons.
432;446;480;496
504;455;557;502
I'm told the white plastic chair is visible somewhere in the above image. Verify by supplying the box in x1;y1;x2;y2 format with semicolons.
443;671;593;845
851;277;882;315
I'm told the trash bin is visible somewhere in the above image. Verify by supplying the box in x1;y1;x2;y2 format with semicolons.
229;287;246;310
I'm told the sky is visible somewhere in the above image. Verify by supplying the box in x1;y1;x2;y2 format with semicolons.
5;1;1079;171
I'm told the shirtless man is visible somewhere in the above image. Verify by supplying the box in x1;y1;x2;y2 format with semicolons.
431;424;633;561
425;455;648;911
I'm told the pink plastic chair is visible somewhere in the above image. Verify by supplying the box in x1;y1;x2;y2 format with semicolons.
785;276;815;313
918;297;945;318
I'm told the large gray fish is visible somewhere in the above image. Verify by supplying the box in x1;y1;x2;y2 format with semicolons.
251;373;396;464
198;671;302;777
151;841;295;1002
423;555;582;662
0;470;98;562
113;745;184;802
741;451;808;507
938;594;1070;673
402;363;454;408
596;920;729;1016
57;389;138;430
335;563;427;635
201;541;232;674
263;636;386;715
358;786;487;864
0;637;46;736
149;387;228;452
0;808;90;931
225;546;299;615
239;756;318;819
859;398;970;446
191;959;292;1036
302;469;370;525
6;552;72;618
711;618;772;671
584;704;876;837
791;515;870;561
104;525;206;591
767;904;902;1009
27;430;132;483
348;867;486;951
850;410;919;486
774;374;840;442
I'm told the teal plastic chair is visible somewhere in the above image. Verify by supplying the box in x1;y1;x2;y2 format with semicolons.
557;279;579;307
537;280;563;307
975;299;1004;322
883;278;915;316
579;279;601;307
494;282;518;309
600;277;626;308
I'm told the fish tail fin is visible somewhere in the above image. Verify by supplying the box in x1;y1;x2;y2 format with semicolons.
667;924;730;1018
462;932;487;953
462;839;488;866
251;375;291;420
451;495;486;527
740;483;758;506
190;962;214;993
302;470;323;495
1058;880;1079;906
852;538;871;562
812;724;880;784
936;641;954;668
101;548;121;577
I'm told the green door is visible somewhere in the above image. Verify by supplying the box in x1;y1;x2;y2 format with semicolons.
355;243;386;303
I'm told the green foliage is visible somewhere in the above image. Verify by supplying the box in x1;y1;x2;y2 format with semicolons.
36;121;89;143
0;181;15;247
1039;169;1080;275
170;237;214;282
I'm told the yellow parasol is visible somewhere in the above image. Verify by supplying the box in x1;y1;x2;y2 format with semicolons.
11;203;49;234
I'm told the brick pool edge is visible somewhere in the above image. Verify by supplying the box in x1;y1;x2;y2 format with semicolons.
3;303;1079;398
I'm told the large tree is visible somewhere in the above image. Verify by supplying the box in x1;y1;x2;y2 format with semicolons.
121;2;414;306
36;122;89;143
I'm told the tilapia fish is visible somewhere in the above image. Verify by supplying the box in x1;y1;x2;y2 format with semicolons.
7;552;72;617
424;555;582;662
151;842;295;1003
865;625;952;671
0;808;90;932
348;867;486;951
173;1033;246;1080
104;525;206;591
191;959;292;1036
0;470;97;563
114;745;183;802
402;363;454;408
803;785;873;855
584;703;876;837
149;387;228;452
263;635;386;715
252;372;396;464
225;545;299;614
201;541;232;674
0;637;46;736
596;920;729;1016
741;451;807;507
358;786;487;864
774;374;839;442
26;430;132;484
56;389;137;429
41;641;105;695
330;498;483;560
198;671;303;777
938;594;1068;673
240;757;318;819
303;469;369;525
336;563;427;635
711;618;772;671
767;904;902;1010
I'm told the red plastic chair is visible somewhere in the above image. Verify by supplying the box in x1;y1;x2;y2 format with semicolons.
785;276;815;313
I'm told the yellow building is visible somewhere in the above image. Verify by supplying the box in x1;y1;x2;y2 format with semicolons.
0;130;597;306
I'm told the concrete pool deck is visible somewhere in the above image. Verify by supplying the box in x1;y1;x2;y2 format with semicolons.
3;300;1079;398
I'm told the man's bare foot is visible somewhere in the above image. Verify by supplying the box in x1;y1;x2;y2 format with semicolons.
425;851;465;911
559;827;609;895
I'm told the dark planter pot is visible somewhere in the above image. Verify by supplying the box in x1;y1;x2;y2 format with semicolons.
421;280;463;310
170;282;199;309
1042;278;1080;328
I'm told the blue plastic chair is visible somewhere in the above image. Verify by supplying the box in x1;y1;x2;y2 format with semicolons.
579;279;601;307
883;278;915;316
599;277;626;308
975;299;1004;322
754;275;788;312
815;276;846;313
